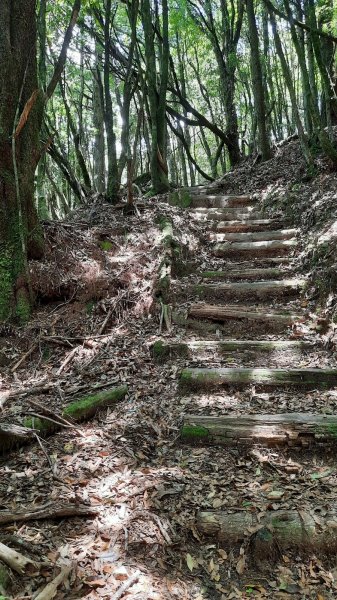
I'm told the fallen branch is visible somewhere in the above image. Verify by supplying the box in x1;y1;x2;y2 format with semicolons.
34;565;72;600
0;541;39;575
0;502;99;526
111;570;140;600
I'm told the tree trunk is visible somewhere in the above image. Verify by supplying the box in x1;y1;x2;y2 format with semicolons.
246;0;272;160
0;0;44;322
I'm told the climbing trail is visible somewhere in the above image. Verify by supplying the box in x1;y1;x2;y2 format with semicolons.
154;186;337;588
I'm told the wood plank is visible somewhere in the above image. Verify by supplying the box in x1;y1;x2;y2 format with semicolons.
181;413;337;446
179;367;337;390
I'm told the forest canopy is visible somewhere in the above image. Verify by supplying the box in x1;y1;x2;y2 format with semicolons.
0;0;337;321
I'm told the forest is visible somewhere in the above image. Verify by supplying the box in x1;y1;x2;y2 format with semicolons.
1;0;337;599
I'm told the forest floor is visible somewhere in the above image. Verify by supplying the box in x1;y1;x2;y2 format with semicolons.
1;139;337;600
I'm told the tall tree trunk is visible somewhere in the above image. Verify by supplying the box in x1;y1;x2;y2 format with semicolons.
0;0;44;322
92;42;105;193
103;0;119;202
246;0;272;160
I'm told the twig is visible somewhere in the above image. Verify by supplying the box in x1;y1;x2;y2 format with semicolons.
33;433;54;470
28;399;85;437
111;570;140;600
11;342;39;372
57;346;79;375
26;412;75;429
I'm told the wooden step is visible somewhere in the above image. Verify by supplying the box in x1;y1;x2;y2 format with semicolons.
177;279;304;302
179;367;337;391
191;208;264;221
151;339;313;362
215;219;285;233
189;304;303;325
190;195;254;209
200;268;287;281
196;509;337;554
181;413;337;447
214;239;297;258
209;228;297;243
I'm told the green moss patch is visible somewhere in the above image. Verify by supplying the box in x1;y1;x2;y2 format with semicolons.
64;385;128;421
169;190;192;209
181;424;210;440
99;240;113;252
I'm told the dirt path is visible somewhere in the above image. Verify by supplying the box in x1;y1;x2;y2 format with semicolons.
1;191;337;599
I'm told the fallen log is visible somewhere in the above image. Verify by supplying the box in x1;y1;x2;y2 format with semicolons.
197;510;337;556
0;541;38;575
0;502;99;526
181;413;337;446
0;386;127;453
179;367;337;391
0;423;36;452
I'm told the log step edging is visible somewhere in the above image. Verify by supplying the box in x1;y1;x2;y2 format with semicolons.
176;279;305;301
209;228;298;243
215;219;286;233
179;367;337;390
150;339;315;361
200;268;288;281
214;239;297;258
181;413;337;446
189;304;304;325
196;510;337;555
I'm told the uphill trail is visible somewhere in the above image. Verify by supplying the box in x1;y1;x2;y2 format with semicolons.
151;186;337;597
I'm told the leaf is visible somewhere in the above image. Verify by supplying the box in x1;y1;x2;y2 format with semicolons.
236;555;245;574
186;553;195;572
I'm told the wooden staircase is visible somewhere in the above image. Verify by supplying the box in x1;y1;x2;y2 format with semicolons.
153;188;337;559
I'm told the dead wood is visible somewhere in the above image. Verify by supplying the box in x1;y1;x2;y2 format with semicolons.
0;502;99;526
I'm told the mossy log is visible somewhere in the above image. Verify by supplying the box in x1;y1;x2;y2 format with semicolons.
214;239;297;258
215;219;285;233
189;194;253;209
24;385;128;431
196;510;337;555
200;268;285;281
155;214;180;304
189;303;303;325
177;279;304;302
181;413;337;446
168;190;192;208
209;228;297;243
0;386;127;453
179;367;337;391
150;339;313;362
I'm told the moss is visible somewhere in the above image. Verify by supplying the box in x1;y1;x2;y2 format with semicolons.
64;385;128;421
99;240;113;251
0;563;10;594
181;424;210;439
86;300;95;315
151;341;189;361
15;288;31;323
23;416;51;432
169;190;192;209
